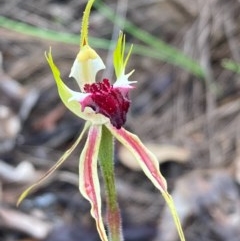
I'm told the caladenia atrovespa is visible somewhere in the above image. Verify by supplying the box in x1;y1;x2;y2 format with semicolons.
17;1;186;241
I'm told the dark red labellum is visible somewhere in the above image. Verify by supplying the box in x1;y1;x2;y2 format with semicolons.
83;79;130;129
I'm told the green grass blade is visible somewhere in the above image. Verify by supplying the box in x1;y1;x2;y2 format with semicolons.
94;0;204;78
0;14;204;77
222;59;240;74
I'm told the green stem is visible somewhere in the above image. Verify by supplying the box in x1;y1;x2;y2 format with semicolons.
99;125;123;241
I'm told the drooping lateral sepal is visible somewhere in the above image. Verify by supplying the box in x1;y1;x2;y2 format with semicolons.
106;124;185;241
106;124;167;191
17;122;90;206
79;125;108;241
161;191;186;241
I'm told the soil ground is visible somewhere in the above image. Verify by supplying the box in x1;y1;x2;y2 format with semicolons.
0;0;240;241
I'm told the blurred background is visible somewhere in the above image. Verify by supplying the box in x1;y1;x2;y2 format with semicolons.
0;0;240;240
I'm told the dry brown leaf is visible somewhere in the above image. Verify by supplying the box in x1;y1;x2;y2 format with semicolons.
0;207;53;239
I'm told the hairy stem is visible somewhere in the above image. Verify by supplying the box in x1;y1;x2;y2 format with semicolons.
99;125;123;241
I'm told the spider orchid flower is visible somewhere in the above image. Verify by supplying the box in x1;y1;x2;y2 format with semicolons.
18;1;185;241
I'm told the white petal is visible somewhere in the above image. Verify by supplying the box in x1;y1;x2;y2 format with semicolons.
113;71;136;89
68;90;91;103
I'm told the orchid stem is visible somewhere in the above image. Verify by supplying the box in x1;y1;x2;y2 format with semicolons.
99;125;123;241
